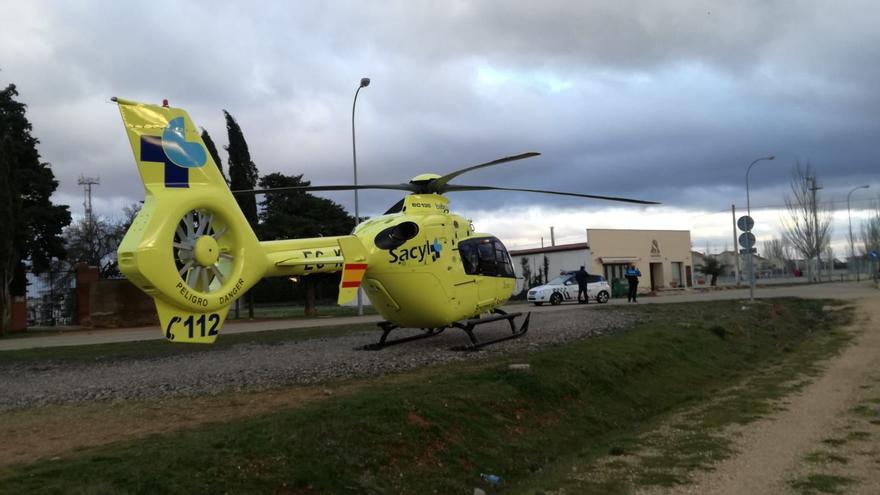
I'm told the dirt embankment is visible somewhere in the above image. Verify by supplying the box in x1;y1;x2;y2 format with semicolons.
651;296;880;495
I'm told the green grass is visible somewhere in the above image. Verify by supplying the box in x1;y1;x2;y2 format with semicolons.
790;474;855;494
804;452;849;465
0;322;377;365
0;298;855;494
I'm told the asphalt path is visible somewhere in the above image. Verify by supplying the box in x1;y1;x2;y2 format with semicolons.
2;281;876;351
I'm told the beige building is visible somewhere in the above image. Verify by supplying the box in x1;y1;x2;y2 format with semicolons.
587;229;693;291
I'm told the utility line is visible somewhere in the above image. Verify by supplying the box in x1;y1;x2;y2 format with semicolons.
711;196;878;214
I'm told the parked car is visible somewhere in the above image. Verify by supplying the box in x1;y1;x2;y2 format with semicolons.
527;272;611;305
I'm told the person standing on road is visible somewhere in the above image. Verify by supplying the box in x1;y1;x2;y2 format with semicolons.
575;266;589;304
625;263;642;302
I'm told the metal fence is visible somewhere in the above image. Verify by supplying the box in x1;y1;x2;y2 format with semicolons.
26;269;76;327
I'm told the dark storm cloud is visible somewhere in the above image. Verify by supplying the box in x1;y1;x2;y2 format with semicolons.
1;0;877;223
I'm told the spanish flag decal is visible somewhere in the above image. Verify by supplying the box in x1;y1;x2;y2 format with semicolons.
342;263;367;288
337;263;368;304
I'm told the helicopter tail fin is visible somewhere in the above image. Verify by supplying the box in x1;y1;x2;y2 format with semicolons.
113;98;269;343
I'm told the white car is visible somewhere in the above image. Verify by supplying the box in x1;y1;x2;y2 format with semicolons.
527;272;611;306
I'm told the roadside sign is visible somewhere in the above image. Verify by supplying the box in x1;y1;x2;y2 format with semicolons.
737;215;754;232
871;250;878;258
738;232;756;249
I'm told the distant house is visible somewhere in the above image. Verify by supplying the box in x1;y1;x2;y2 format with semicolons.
509;243;592;288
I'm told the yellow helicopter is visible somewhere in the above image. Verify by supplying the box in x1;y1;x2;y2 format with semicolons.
112;98;657;349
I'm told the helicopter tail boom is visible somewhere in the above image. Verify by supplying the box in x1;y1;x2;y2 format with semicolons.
113;98;367;342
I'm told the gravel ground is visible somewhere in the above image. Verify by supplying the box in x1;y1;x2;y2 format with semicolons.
0;306;639;410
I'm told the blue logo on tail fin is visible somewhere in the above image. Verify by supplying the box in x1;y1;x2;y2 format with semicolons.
140;116;207;188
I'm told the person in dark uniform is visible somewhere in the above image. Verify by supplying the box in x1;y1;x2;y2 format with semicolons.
625;263;641;302
575;266;589;304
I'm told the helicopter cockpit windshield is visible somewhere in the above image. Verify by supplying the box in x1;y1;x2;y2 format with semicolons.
458;237;515;278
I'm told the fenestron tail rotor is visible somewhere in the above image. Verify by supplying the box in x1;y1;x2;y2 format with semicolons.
173;209;236;293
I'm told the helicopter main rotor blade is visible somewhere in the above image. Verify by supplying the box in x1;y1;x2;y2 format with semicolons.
384;197;406;215
428;152;541;193
442;185;661;205
232;184;416;195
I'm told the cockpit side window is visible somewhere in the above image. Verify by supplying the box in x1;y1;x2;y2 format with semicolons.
477;242;497;275
458;237;515;278
459;241;479;275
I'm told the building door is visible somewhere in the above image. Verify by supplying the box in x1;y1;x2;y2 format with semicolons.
649;262;664;291
685;265;693;287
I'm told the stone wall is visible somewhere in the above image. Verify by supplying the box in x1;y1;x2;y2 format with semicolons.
88;279;157;328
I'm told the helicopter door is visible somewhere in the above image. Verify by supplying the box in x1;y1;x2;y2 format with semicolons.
454;238;481;312
457;237;516;310
475;241;500;307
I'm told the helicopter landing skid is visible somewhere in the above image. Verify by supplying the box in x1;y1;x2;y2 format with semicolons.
449;309;531;351
362;309;531;351
361;322;447;350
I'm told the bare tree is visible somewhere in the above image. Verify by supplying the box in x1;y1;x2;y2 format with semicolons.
780;163;832;282
762;237;792;275
862;199;880;276
63;203;141;277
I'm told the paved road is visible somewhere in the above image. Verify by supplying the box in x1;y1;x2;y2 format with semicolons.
2;281;876;351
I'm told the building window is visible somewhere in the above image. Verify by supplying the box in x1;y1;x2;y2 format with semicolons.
603;263;629;282
671;262;683;287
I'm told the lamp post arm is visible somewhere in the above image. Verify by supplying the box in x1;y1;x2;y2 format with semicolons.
351;86;363;224
847;188;856;257
744;155;774;303
351;87;361;225
745;158;763;218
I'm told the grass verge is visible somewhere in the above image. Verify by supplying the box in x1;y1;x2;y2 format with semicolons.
519;299;855;493
0;322;377;365
0;298;854;494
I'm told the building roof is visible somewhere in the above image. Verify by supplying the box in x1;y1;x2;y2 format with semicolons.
509;242;589;256
587;228;691;233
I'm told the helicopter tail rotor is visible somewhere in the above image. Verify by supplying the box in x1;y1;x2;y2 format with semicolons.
113;98;271;343
114;98;371;343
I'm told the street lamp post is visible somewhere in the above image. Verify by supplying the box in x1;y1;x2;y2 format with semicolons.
745;155;775;302
352;77;370;316
847;184;870;281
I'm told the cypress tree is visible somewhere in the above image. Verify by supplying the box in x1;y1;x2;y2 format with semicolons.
200;128;228;185
223;110;258;228
222;110;260;318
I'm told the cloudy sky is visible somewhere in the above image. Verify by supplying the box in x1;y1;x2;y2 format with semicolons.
1;0;878;254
